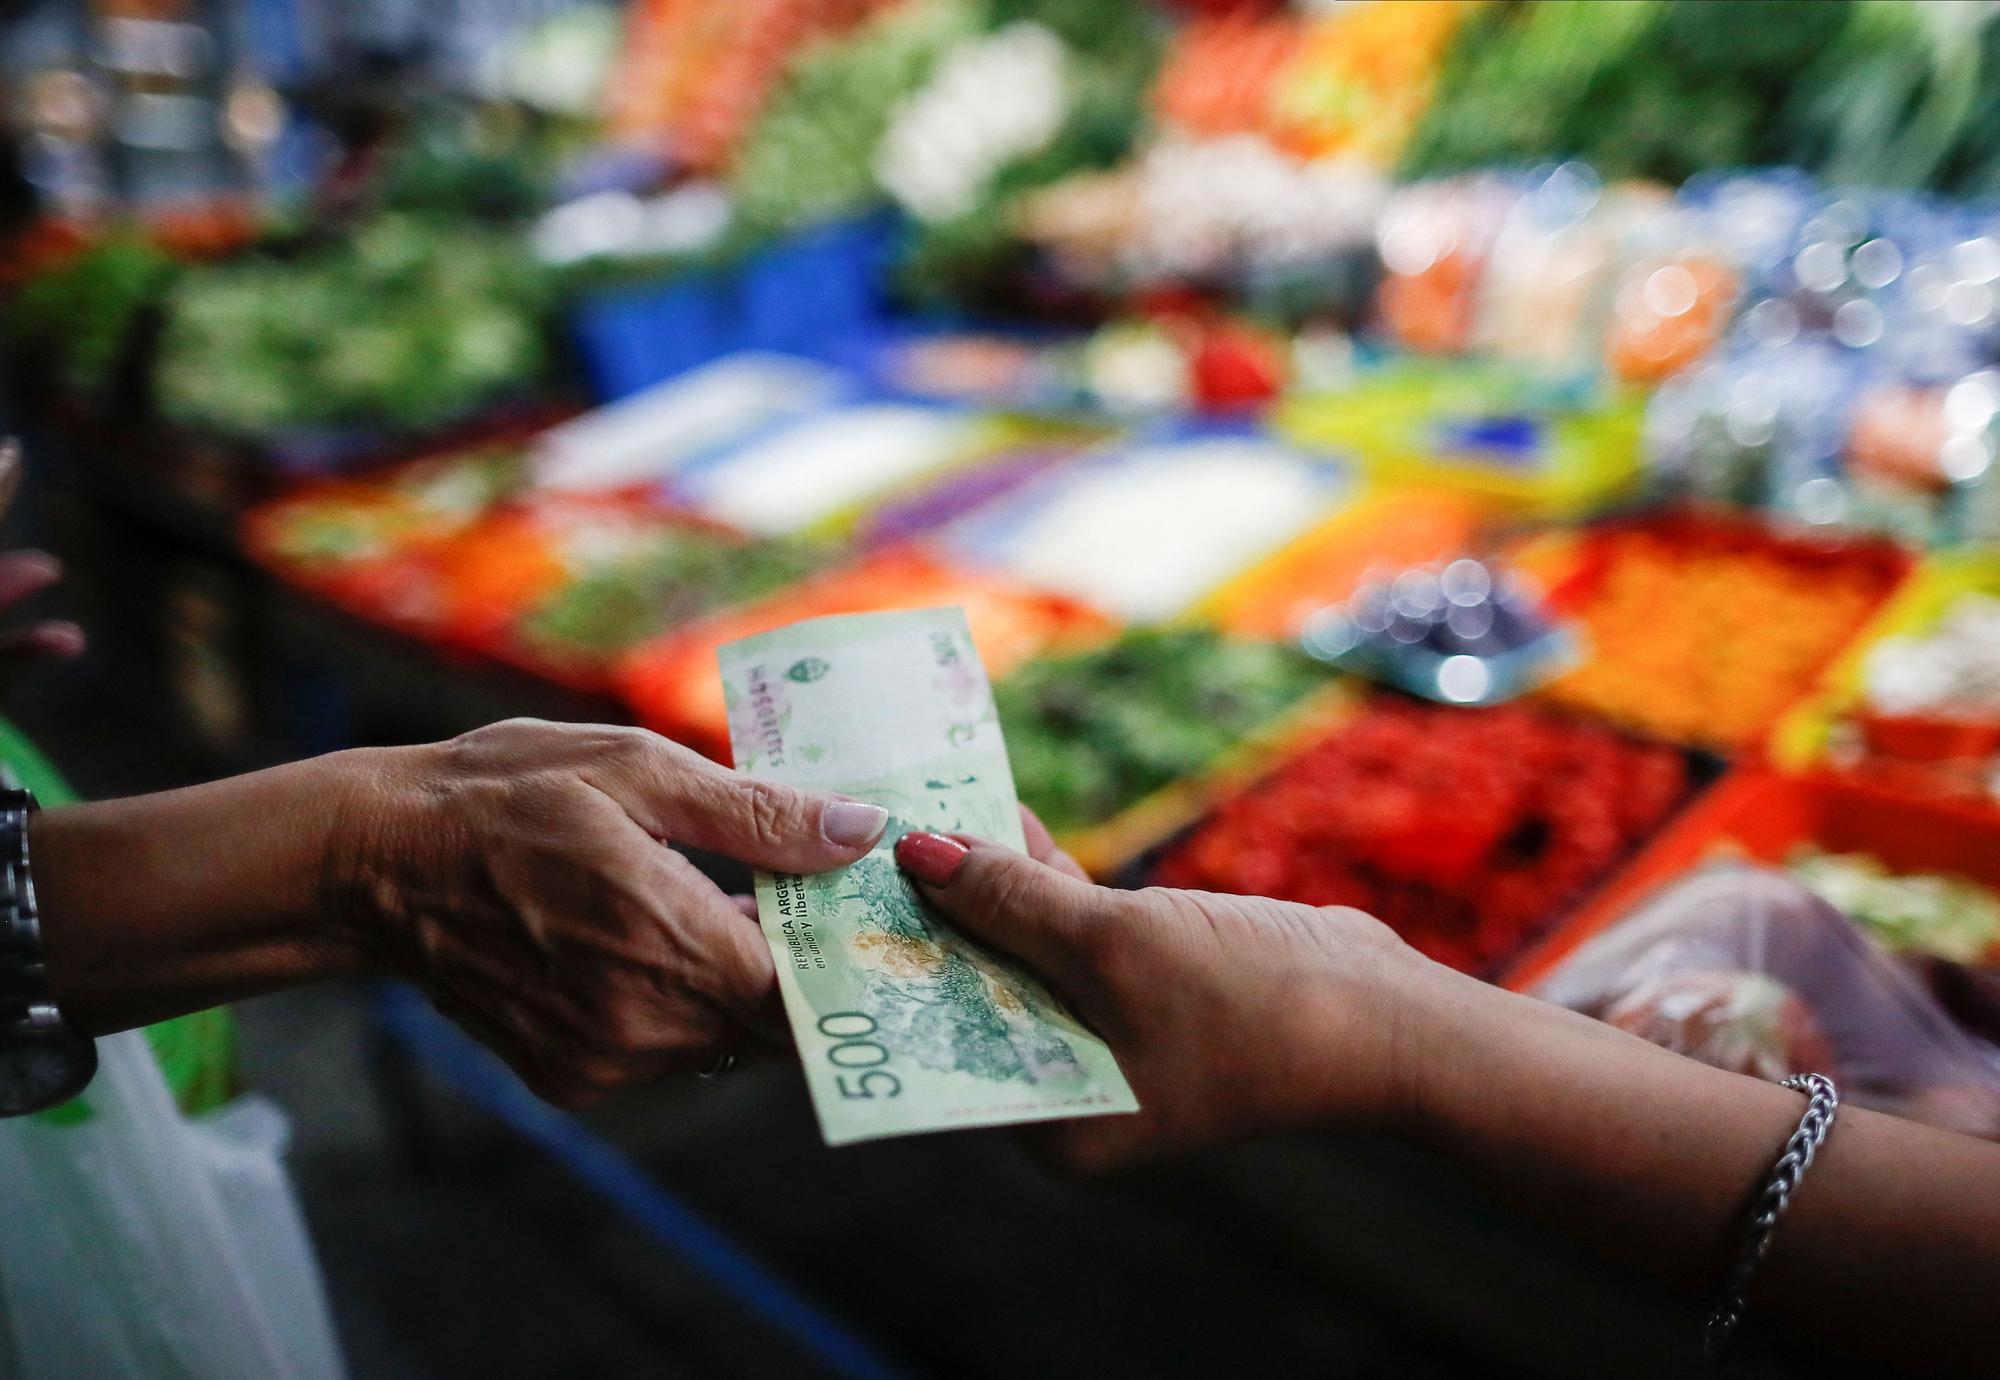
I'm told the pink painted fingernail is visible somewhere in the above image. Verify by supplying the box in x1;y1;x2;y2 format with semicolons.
821;800;888;848
895;832;968;885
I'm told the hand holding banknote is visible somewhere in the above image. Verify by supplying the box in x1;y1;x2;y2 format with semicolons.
337;718;891;1106
720;607;1138;1144
895;833;1432;1170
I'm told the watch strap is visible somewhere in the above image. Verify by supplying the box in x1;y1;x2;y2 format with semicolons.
0;789;98;1115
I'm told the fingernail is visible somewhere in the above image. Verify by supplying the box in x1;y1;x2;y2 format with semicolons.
895;831;969;885
821;800;888;849
31;622;84;658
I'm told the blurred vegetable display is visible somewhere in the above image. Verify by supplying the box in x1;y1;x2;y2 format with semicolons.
440;497;828;682
995;627;1332;835
155;213;557;438
607;0;893;172
892;0;1163;307
16;0;2000;1118
1526;516;1907;750
1151;696;1694;974
1791;848;2000;967
1405;0;1850;184
5;236;178;400
730;0;979;234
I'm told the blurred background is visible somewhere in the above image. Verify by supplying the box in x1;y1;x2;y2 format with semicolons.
5;1;2000;1376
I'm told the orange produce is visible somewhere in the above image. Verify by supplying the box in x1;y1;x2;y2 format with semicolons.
1605;256;1738;384
1529;515;1908;750
1152;13;1305;138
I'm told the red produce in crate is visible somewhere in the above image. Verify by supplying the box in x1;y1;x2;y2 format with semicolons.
1150;696;1695;973
1190;323;1288;410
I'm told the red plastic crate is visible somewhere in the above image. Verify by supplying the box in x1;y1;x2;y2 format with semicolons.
1506;767;2000;992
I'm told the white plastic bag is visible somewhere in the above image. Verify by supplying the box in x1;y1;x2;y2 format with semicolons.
1538;863;2000;1139
0;1031;346;1380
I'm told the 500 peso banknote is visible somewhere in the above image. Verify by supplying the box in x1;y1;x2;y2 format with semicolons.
719;607;1137;1145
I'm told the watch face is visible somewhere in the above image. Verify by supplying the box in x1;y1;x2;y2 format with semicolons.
0;1032;98;1117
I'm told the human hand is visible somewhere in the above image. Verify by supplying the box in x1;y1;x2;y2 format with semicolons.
0;440;85;692
894;831;1450;1169
340;719;891;1107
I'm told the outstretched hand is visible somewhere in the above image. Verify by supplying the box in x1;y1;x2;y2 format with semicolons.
893;830;1441;1169
335;720;894;1107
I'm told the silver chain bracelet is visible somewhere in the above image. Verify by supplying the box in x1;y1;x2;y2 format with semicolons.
1703;1072;1839;1368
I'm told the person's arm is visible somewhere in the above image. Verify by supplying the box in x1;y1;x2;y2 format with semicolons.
894;832;2000;1373
1402;973;2000;1369
32;719;891;1105
34;749;381;1031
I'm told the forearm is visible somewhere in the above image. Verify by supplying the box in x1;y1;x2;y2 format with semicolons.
1384;966;2000;1369
31;747;408;1033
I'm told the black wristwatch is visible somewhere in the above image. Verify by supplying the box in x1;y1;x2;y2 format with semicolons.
0;789;97;1116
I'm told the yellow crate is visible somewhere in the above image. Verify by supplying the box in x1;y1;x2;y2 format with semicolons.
1771;551;2000;771
1274;361;1647;517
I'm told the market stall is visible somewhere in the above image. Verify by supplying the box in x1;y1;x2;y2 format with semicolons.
8;0;2000;1372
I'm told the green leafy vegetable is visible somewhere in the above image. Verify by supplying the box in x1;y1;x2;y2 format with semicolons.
996;628;1333;834
5;236;178;400
155;212;556;438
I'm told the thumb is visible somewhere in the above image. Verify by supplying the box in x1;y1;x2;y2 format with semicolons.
895;833;1106;989
581;732;888;874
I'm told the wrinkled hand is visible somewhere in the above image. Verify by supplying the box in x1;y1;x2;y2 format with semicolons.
0;441;85;691
343;719;890;1107
894;831;1441;1170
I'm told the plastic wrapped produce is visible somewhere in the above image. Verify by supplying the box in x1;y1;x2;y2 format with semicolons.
1471;165;1674;379
1600;969;1837;1083
1602;203;1742;385
1537;864;2000;1140
1644;338;1873;517
1673;170;1820;302
1374;174;1522;354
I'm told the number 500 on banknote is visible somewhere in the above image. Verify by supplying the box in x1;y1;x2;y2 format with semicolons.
719;607;1137;1146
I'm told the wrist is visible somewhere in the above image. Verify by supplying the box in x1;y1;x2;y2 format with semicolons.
30;747;425;1033
1365;953;1532;1144
313;742;444;973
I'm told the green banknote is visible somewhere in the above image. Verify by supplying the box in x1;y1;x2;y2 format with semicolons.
718;607;1138;1145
